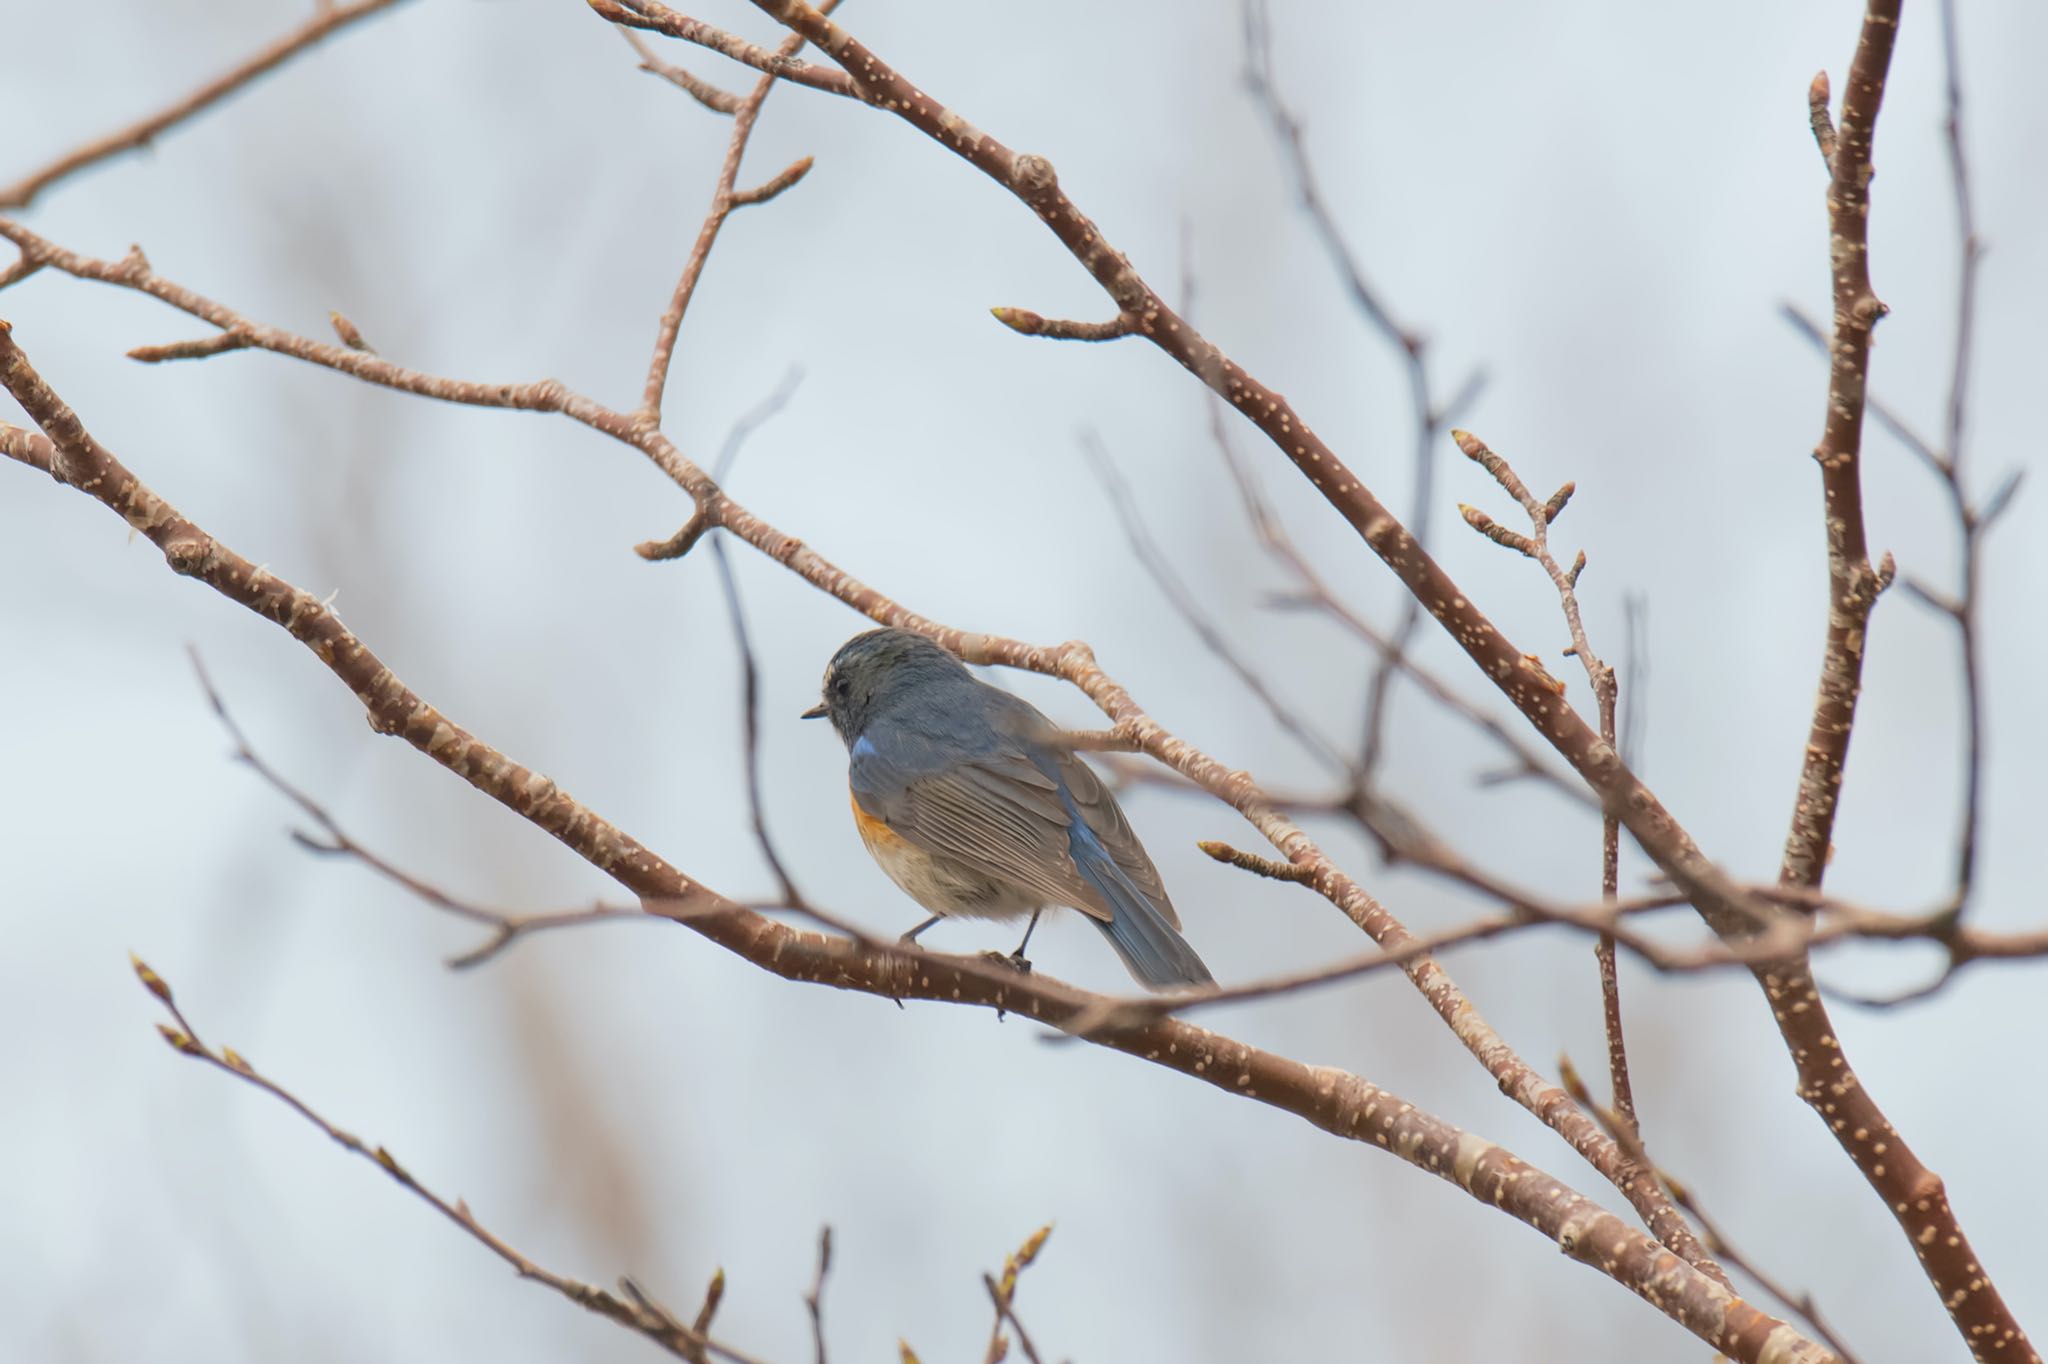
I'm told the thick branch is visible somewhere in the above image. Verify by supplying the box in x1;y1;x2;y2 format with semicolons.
1754;8;2032;1359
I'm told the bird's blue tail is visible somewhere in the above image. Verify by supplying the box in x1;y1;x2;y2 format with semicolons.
1063;810;1213;990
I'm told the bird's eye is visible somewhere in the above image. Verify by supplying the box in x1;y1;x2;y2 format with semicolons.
832;676;850;696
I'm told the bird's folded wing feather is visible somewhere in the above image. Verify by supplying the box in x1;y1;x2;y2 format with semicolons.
1049;748;1181;929
850;743;1113;921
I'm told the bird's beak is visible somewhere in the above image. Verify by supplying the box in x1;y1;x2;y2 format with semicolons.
800;702;827;720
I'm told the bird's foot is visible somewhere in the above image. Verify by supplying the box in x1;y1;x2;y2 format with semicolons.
980;949;1033;977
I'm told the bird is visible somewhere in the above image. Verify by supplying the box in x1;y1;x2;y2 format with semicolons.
803;628;1214;990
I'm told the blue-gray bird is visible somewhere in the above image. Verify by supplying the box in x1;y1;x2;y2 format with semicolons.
802;628;1213;990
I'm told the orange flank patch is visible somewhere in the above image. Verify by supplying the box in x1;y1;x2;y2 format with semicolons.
850;791;909;852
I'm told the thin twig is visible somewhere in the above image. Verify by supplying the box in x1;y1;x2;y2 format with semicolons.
989;308;1136;341
805;1226;832;1364
1239;0;1485;789
637;5;834;425
189;651;647;969
1558;1058;1864;1364
1926;0;2001;920
592;0;855;99
0;0;412;210
1084;431;1347;773
617;25;745;114
982;1226;1051;1364
1203;396;1590;807
132;959;770;1364
127;329;254;363
1198;840;1315;885
1451;429;1641;1136
708;368;809;908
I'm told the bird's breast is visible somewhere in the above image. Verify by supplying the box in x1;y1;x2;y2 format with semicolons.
847;790;1036;921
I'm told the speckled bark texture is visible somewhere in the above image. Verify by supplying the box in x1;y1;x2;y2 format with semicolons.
1759;6;2032;1359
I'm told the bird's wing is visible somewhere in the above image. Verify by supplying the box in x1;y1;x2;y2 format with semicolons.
849;737;1113;921
1047;747;1181;929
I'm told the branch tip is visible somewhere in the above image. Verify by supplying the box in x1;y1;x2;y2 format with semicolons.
989;307;1134;342
130;953;173;1004
732;154;814;206
1808;71;1839;163
328;310;373;351
128;329;252;364
1543;482;1575;524
1458;503;1535;557
635;508;710;560
1198;839;1314;884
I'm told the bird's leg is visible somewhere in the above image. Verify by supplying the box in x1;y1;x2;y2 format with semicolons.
1007;907;1044;972
899;915;942;945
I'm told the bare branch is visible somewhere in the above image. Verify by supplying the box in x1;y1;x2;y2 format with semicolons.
707;368;809;907
1458;502;1536;557
1238;0;1477;791
132;958;770;1364
617;25;746;114
1778;2;1898;894
805;1226;831;1364
591;0;856;99
1085;431;1347;772
0;0;413;211
636;505;713;561
1920;0;2002;918
982;1226;1051;1364
1753;7;2033;1351
1806;72;1839;164
190;652;647;970
1198;839;1316;885
1203;399;1590;807
988;308;1137;341
638;8;833;425
1558;1058;1865;1364
127;328;255;363
1456;348;1746;1344
732;155;814;206
328;310;374;352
